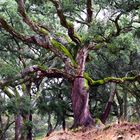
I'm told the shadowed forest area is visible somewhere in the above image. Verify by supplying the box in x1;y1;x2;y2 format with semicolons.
0;0;140;140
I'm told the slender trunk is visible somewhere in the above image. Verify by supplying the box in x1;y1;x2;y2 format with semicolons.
26;113;32;140
25;82;32;140
71;77;94;128
21;113;32;140
116;92;124;123
15;114;22;140
101;83;116;124
46;113;53;136
62;118;66;130
0;115;3;133
62;111;66;130
123;92;128;121
0;115;4;140
135;98;140;118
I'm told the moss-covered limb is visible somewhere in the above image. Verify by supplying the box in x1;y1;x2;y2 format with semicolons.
93;76;139;86
21;83;26;93
55;32;72;43
69;31;81;45
84;72;140;86
0;66;36;88
36;66;75;81
84;78;89;90
2;87;15;98
83;72;95;85
50;38;77;66
38;27;49;35
67;22;81;46
50;0;81;45
0;9;74;65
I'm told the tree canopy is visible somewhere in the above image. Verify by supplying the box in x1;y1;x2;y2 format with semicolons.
0;0;140;139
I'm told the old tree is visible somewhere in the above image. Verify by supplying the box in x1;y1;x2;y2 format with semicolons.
0;0;140;133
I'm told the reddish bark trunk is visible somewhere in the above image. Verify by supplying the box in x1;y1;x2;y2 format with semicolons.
101;101;113;124
71;77;94;128
101;83;116;124
71;47;94;128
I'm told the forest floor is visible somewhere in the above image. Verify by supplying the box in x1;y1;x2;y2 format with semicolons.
43;122;140;140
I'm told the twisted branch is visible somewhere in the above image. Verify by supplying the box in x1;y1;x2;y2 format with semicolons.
0;65;74;88
0;17;34;43
50;0;81;45
91;75;140;86
16;0;50;33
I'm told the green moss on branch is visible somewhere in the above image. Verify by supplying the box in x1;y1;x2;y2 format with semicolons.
51;38;77;66
83;73;139;86
93;76;137;86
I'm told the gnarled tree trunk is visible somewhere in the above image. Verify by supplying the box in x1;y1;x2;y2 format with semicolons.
71;77;94;128
71;47;94;128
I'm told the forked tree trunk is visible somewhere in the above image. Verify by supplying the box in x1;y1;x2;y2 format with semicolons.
71;77;94;128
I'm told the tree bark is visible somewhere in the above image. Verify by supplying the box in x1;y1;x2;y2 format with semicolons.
116;92;124;123
26;114;32;140
123;91;128;121
101;83;116;124
15;114;22;140
71;47;94;128
25;82;32;140
71;77;94;128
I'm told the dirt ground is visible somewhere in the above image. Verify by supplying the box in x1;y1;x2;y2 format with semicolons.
43;122;140;140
